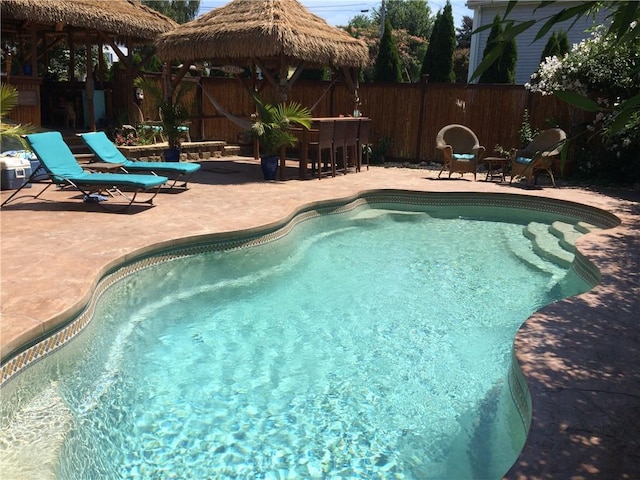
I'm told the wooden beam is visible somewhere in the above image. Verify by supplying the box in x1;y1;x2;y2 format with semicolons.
341;66;356;94
254;58;277;90
288;61;306;87
99;32;128;64
46;36;65;50
171;63;191;90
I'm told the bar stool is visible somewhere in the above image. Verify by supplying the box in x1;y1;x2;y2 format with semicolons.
308;119;335;179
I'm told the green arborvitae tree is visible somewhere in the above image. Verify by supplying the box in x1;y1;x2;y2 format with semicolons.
347;1;434;82
374;18;403;82
420;1;456;82
500;23;518;83
541;30;570;62
556;30;570;56
540;31;560;61
479;15;517;83
479;16;503;82
141;0;200;24
420;11;441;79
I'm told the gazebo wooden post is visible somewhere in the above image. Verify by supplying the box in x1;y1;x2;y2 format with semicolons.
278;57;289;176
97;42;105;86
252;62;260;160
68;30;75;81
278;56;288;102
29;24;37;77
85;41;95;131
162;61;172;103
42;32;50;75
125;36;136;126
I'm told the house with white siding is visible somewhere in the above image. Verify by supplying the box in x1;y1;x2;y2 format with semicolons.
466;1;613;84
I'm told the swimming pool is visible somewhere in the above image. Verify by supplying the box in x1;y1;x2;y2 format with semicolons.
1;193;614;479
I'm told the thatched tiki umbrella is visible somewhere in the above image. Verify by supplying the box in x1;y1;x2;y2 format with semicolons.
154;0;368;104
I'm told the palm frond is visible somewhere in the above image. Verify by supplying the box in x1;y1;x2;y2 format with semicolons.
0;84;19;119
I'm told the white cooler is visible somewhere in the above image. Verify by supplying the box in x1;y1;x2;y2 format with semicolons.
0;156;32;190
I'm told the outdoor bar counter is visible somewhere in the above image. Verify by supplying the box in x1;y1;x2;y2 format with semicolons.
285;117;371;181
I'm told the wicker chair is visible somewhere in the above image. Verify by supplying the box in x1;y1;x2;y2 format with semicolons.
509;128;566;187
436;124;485;180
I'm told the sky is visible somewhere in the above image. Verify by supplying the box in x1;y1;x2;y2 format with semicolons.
197;1;473;28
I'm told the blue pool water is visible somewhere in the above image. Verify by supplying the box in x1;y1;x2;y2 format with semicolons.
1;206;590;479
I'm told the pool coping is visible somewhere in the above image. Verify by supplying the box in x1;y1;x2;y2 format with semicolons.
1;164;638;478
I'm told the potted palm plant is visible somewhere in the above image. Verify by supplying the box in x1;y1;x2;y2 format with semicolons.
250;95;312;180
158;98;188;161
133;76;192;161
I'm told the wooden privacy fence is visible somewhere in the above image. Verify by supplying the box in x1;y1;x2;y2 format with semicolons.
141;75;596;164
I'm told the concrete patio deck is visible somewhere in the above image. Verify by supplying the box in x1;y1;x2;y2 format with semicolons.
1;157;638;479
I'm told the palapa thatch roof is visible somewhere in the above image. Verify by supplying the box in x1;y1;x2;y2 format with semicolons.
155;0;368;69
1;0;177;41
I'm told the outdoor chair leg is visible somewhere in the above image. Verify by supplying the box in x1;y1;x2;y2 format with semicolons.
1;166;51;207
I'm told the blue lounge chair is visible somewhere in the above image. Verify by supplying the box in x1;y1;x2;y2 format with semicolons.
79;131;200;189
1;132;168;211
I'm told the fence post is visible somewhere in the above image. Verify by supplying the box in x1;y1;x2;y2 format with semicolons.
416;74;429;161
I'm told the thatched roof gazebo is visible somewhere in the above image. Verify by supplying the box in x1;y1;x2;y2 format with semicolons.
1;0;177;42
154;0;368;101
1;0;177;129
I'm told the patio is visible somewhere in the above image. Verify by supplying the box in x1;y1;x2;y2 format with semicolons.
1;158;638;479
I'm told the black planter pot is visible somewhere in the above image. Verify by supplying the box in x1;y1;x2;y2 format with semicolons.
261;155;279;180
163;147;180;162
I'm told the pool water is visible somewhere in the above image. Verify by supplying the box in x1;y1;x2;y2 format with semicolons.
1;207;590;479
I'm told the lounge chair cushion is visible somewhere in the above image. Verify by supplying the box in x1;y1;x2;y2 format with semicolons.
81;132;200;175
25;132;168;189
65;171;171;189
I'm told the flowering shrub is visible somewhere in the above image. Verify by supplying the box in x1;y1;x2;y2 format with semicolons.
527;25;638;99
527;23;640;184
114;131;139;146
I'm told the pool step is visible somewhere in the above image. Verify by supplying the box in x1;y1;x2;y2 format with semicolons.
505;230;566;277
523;222;576;268
549;221;583;253
575;221;603;235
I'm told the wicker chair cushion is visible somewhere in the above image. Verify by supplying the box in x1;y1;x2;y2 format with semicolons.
515;156;533;165
453;153;475;160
